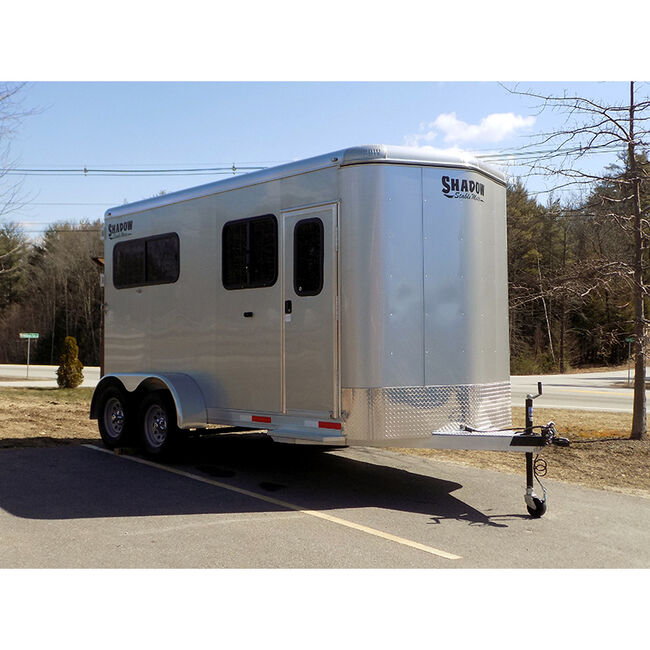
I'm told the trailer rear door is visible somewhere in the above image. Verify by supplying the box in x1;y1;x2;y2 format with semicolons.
282;204;339;417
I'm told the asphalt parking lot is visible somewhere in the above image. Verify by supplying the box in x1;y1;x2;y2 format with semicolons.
1;434;648;568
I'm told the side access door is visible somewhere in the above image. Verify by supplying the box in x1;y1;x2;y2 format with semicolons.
282;204;340;418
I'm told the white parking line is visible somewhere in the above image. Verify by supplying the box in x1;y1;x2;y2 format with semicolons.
85;444;462;561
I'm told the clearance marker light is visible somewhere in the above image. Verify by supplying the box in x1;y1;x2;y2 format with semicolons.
318;421;342;430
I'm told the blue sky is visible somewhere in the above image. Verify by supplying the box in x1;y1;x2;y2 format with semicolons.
4;80;638;237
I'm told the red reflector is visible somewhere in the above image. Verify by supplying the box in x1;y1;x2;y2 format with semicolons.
252;416;272;423
318;421;341;430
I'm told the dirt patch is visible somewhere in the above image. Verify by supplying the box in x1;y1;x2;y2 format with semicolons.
0;387;98;448
1;388;648;498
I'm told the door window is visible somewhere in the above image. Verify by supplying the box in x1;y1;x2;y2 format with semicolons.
293;218;324;296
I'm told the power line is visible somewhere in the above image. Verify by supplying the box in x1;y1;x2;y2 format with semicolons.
19;230;101;234
3;165;269;177
30;202;116;206
12;160;288;167
476;145;626;164
11;221;102;225
9;166;267;172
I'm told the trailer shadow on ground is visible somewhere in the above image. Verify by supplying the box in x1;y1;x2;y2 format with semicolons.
0;435;529;528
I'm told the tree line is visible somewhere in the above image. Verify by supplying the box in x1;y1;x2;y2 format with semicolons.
0;221;103;366
508;154;650;374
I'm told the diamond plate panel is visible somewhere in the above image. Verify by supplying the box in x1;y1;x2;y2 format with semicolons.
342;382;511;443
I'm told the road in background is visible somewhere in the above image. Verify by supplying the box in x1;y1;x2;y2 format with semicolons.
511;369;646;413
0;364;100;388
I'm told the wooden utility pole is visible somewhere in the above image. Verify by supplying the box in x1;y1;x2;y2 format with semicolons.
559;221;568;374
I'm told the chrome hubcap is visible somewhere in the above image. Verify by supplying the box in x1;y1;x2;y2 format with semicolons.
104;397;124;438
144;404;168;448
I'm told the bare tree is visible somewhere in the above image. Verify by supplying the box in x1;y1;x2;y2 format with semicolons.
0;83;31;220
0;222;28;304
505;82;650;440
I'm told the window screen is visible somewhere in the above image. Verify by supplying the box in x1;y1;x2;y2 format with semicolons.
113;233;179;289
222;214;278;289
294;218;324;296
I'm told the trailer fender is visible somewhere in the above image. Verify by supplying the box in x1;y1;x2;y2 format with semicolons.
90;373;208;429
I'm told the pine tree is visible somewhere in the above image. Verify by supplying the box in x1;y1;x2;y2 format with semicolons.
56;335;84;389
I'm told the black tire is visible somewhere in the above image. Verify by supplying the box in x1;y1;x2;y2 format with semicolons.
139;391;181;458
97;385;133;449
526;497;547;518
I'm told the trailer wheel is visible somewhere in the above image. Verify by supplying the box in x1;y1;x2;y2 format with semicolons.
526;497;547;518
98;385;133;449
139;391;180;458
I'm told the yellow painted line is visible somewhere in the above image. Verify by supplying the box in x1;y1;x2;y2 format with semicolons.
85;444;461;561
515;388;632;396
558;388;633;396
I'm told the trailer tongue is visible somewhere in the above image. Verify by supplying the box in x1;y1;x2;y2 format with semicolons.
431;381;570;517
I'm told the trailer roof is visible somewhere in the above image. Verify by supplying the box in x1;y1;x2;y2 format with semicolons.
105;144;506;218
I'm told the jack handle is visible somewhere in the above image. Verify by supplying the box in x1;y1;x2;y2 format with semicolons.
525;382;543;433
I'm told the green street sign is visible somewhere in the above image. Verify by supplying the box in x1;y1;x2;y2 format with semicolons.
625;336;635;343
19;332;39;339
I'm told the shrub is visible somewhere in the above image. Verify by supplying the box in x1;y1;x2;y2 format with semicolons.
56;336;85;389
510;351;559;375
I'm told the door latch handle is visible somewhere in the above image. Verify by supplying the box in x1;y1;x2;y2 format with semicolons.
285;300;292;314
243;311;254;318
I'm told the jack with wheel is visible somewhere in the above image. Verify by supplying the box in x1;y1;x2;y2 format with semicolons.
522;382;570;518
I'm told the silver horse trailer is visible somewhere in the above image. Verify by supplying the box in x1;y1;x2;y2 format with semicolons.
90;144;567;517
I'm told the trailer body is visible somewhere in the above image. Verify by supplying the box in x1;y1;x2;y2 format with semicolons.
92;144;524;451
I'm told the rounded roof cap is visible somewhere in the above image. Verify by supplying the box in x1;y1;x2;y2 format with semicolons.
340;144;505;182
